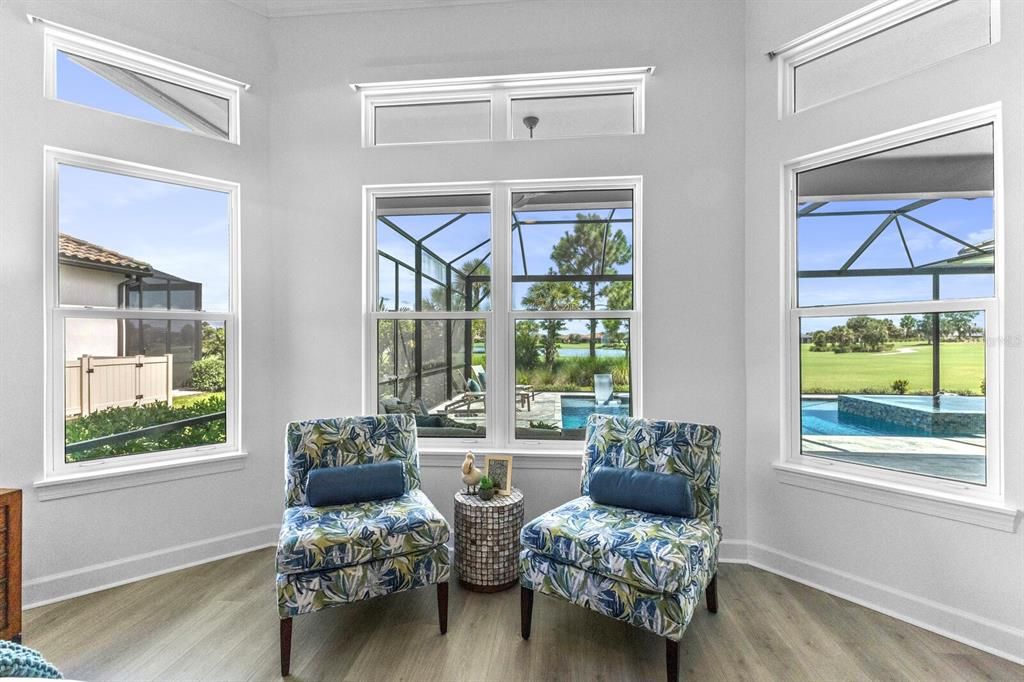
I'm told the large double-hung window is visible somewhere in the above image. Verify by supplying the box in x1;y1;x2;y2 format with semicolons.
366;179;640;448
787;109;1001;497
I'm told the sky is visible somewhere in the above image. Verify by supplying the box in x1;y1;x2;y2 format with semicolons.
59;164;231;312
376;204;633;336
798;197;993;332
56;51;189;131
55;56;231;312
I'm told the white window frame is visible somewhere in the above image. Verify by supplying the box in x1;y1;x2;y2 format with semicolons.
770;0;1001;118
352;67;653;148
32;15;249;144
43;147;242;478
780;105;1004;506
363;176;642;453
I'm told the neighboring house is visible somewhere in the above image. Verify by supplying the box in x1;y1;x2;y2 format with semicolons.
59;233;202;387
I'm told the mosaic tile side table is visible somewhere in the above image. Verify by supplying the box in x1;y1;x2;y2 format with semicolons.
453;488;525;592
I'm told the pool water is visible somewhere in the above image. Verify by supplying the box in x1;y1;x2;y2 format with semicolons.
801;398;983;437
560;395;631;429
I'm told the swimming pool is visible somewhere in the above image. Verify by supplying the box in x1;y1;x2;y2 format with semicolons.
802;397;984;437
560;395;631;429
801;397;986;484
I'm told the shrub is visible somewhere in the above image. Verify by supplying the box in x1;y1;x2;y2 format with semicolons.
191;356;226;392
65;395;226;462
891;379;910;395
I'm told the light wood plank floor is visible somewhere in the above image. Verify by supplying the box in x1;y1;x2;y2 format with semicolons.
23;548;1022;681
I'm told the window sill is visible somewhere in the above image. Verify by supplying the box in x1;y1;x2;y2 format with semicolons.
34;451;248;501
419;446;581;470
773;462;1020;532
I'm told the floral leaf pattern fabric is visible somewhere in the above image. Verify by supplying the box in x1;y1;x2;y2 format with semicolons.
520;496;719;594
520;415;722;642
278;543;450;618
519;549;699;641
277;416;449;621
285;415;420;507
581;415;721;526
277;489;450;575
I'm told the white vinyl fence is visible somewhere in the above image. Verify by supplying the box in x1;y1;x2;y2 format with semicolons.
65;354;174;417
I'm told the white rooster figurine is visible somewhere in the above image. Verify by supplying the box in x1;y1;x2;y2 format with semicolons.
461;451;483;494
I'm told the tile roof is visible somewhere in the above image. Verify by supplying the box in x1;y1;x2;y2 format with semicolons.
58;233;152;274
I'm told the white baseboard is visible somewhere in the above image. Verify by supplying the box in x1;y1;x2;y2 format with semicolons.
717;538;749;564
23;524;279;609
741;540;1024;666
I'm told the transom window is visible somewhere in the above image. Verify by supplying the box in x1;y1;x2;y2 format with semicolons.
787;112;1000;496
38;16;247;142
366;179;641;448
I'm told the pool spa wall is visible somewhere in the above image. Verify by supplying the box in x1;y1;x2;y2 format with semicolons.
837;395;985;436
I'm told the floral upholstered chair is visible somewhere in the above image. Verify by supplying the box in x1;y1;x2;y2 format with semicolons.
276;415;451;676
519;414;721;682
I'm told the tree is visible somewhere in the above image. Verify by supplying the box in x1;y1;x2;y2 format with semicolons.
521;279;582;366
201;322;225;358
811;330;828;352
899;314;918;339
515;322;540;370
918;315;934;343
602;281;633;348
548;213;632;357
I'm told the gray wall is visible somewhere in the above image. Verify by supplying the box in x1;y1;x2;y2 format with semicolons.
744;0;1024;660
266;0;749;530
0;0;749;603
0;0;278;602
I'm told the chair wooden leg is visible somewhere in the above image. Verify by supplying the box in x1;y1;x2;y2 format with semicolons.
666;638;679;682
706;572;718;614
520;586;534;640
279;617;292;677
437;581;449;634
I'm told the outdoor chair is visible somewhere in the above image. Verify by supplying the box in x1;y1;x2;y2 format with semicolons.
441;369;486;415
276;415;451;676
471;364;535;411
519;414;722;682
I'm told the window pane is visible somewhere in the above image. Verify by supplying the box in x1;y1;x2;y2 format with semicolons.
512;189;633;311
376;319;486;438
797;125;994;307
794;0;992;112
64;318;227;463
58;164;230;312
56;50;231;140
375;194;491;312
800;312;985;484
511;92;635;139
514;318;631;441
374;100;491;145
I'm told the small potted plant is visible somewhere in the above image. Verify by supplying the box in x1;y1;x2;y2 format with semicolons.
478;476;496;501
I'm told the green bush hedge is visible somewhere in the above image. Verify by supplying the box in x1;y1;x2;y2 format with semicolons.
65;394;226;463
190;356;226;392
517;355;629;392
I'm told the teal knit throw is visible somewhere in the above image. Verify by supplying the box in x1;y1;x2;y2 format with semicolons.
0;641;63;679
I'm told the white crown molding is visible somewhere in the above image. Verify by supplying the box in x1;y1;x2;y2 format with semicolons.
228;0;529;19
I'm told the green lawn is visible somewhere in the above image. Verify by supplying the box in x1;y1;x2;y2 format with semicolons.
801;341;985;395
173;391;225;408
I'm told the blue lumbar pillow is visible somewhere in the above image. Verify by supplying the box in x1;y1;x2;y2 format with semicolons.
589;466;695;518
306;461;406;506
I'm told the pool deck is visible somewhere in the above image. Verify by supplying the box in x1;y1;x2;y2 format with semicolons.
802;434;985;456
433;390;564;430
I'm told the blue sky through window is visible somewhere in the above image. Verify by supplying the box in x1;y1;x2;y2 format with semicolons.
798;197;993;329
58;164;230;311
56;51;189;131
